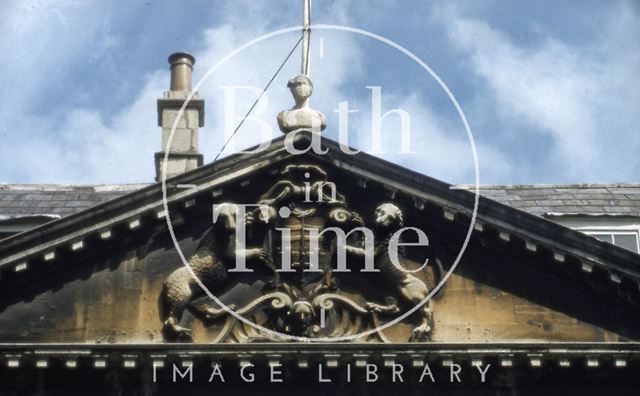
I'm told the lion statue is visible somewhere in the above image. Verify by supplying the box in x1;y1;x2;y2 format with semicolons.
159;203;268;341
347;203;436;341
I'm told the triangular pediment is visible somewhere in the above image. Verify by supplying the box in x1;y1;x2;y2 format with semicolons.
0;131;639;343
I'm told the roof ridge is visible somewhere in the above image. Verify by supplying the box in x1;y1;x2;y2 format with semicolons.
2;183;639;191
454;183;640;189
0;183;149;192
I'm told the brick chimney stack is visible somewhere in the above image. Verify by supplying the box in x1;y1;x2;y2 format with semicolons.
155;52;204;181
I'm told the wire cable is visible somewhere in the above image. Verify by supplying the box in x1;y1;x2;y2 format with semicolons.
213;35;304;162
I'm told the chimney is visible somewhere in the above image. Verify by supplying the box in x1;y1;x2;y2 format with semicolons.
155;52;204;181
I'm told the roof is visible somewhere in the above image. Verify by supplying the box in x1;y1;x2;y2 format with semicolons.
454;184;640;217
2;182;639;221
0;184;147;220
0;132;638;309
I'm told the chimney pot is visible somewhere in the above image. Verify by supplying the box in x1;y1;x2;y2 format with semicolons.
155;52;204;182
168;52;196;91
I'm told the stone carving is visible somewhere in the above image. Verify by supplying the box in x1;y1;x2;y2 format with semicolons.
347;203;434;341
159;204;270;341
159;164;439;342
277;75;327;133
207;287;401;343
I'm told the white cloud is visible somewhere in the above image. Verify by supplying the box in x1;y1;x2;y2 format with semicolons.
0;1;123;109
193;0;365;160
2;0;576;185
5;71;164;183
1;0;362;183
346;91;510;183
440;2;640;181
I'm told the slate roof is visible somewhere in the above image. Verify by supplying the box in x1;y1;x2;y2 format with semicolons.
2;183;639;221
0;184;147;220
453;184;640;217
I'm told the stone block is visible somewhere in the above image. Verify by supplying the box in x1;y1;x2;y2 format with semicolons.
161;109;187;129
185;109;200;128
162;128;197;152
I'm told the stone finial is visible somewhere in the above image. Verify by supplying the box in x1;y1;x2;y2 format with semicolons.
277;74;327;134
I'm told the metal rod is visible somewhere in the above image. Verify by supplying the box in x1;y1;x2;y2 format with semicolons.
302;0;311;76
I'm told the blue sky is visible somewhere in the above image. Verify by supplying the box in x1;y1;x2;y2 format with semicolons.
0;0;638;185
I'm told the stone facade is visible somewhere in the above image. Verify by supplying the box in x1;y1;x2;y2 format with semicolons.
0;133;639;394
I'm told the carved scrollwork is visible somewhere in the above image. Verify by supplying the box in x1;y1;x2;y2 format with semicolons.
159;164;438;343
313;293;369;314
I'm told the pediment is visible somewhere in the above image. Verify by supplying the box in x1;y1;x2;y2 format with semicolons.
0;132;639;344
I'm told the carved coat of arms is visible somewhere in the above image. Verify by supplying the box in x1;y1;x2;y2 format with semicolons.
159;164;437;343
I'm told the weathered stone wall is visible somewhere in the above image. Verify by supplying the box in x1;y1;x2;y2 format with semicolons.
0;159;635;344
0;248;628;343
